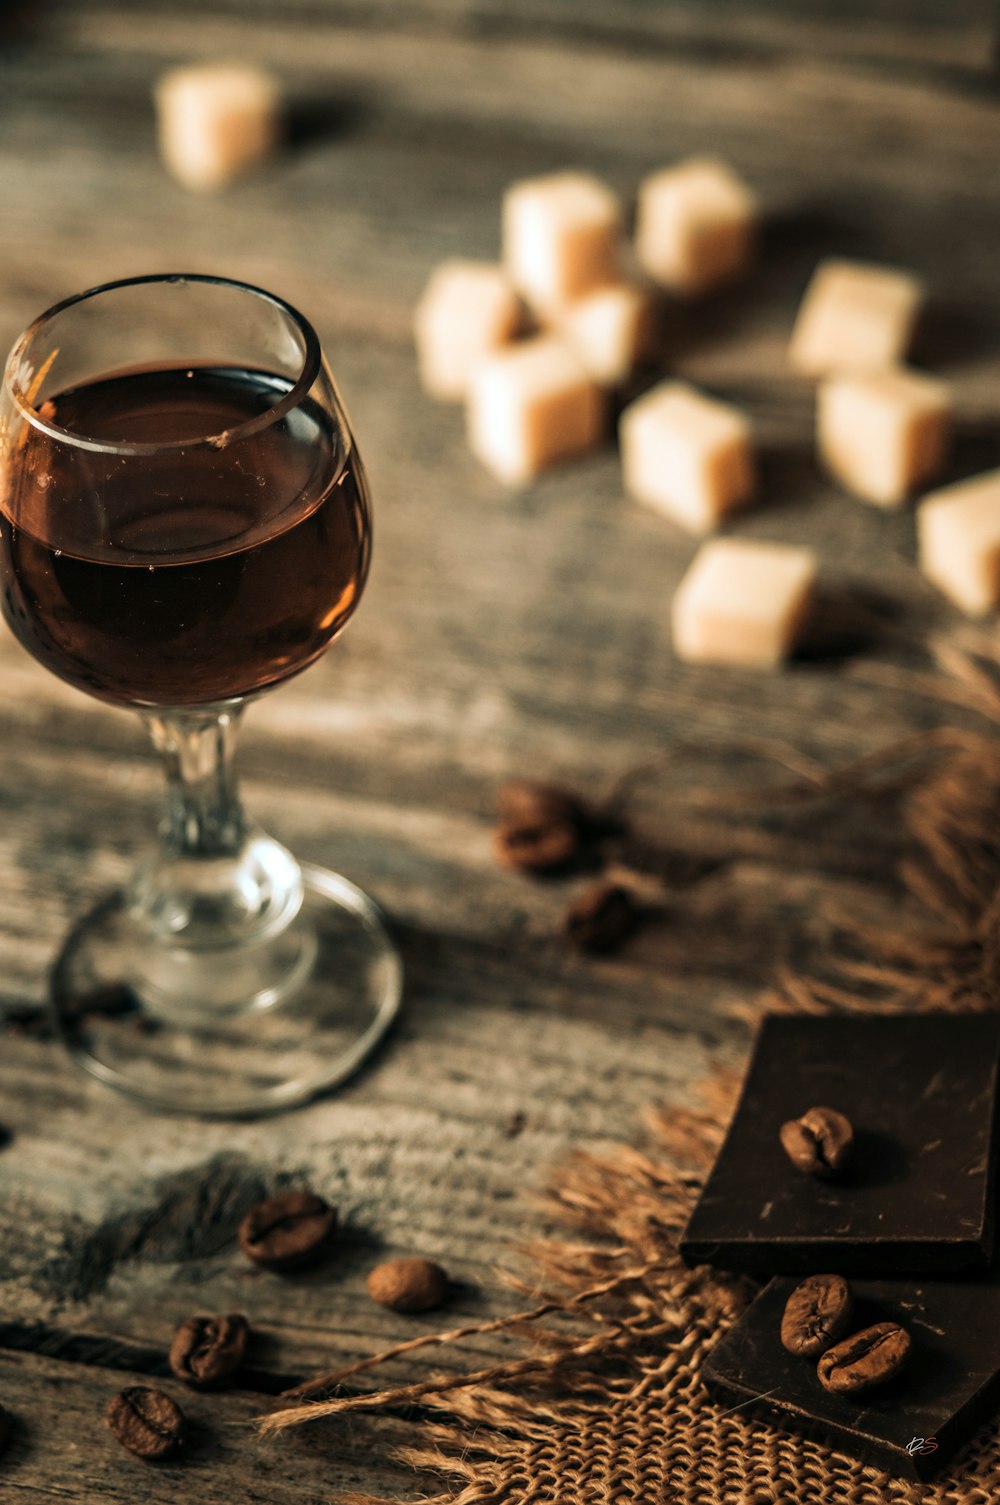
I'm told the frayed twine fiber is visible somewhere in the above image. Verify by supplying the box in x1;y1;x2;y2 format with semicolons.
260;635;1000;1505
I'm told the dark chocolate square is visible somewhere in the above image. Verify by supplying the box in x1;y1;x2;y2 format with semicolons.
680;1013;1000;1274
702;1271;1000;1479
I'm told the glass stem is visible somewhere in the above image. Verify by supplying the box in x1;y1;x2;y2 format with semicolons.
130;702;304;964
145;702;247;861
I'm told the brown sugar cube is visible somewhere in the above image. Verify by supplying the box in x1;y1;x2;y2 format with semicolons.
557;283;656;386
917;469;1000;615
414;260;521;401
620;380;755;533
502;171;621;317
789;259;924;377
818;367;951;507
635;157;757;297
155;62;282;192
466;335;604;485
672;539;817;667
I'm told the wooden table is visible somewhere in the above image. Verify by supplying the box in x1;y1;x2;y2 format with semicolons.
1;3;999;1499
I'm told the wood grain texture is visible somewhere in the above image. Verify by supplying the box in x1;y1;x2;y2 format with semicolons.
0;2;999;1499
41;0;1000;74
0;1347;418;1500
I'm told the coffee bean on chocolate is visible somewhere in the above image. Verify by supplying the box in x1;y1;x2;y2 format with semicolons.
238;1190;336;1270
780;1106;854;1179
367;1257;450;1313
168;1313;248;1388
496;779;584;830
492;818;579;874
106;1387;185;1460
780;1273;853;1358
562;881;638;954
817;1321;911;1394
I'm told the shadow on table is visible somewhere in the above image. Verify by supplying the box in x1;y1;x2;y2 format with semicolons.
656;203;853;365
285;91;370;151
796;584;905;665
912;298;1000;373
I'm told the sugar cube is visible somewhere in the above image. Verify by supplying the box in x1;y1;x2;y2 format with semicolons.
466;335;604;485
620;380;755;532
502;171;621;316
155;62;281;192
556;283;655;387
789;259;924;378
917;469;1000;615
635;157;757;297
818;367;951;507
414;260;521;401
672;539;817;667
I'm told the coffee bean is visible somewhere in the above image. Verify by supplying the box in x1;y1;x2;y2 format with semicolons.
492;819;579;874
367;1257;450;1313
817;1321;912;1394
238;1189;336;1270
562;882;638;954
2;1004;55;1040
66;983;140;1024
168;1313;248;1388
496;779;584;830
106;1387;184;1460
780;1274;853;1358
493;778;587;875
780;1106;854;1179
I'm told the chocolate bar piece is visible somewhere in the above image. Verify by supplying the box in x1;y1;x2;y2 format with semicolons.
702;1270;1000;1479
680;1014;1000;1274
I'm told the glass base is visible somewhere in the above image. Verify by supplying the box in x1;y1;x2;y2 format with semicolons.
50;865;403;1117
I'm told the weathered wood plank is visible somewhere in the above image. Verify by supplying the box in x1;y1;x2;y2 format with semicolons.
0;979;729;1377
12;16;1000;212
43;0;1000;74
0;1347;417;1502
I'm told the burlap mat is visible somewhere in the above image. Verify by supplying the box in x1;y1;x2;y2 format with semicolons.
262;636;1000;1504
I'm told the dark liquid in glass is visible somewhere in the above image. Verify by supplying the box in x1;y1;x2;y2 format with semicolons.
0;366;370;706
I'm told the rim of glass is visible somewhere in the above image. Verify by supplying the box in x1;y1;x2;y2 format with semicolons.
3;273;325;458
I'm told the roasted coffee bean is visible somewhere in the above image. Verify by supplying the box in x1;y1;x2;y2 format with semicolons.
817;1321;912;1394
367;1257;450;1313
82;983;139;1017
106;1387;184;1460
493;778;586;875
562;881;638;954
780;1274;853;1358
492;818;579;874
496;779;584;830
780;1106;854;1179
168;1313;248;1388
2;1004;55;1040
238;1189;336;1270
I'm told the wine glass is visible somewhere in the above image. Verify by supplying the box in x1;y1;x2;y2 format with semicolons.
0;273;402;1115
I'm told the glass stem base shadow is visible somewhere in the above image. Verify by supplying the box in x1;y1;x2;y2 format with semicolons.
50;704;403;1116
